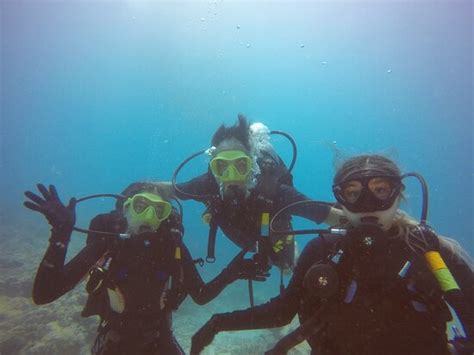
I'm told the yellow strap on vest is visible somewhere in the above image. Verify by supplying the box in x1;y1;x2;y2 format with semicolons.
175;247;182;260
261;212;270;237
425;251;460;292
425;251;447;272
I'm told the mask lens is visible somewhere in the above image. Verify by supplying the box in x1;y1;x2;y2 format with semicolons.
150;201;171;220
234;157;251;175
342;180;363;204
368;177;394;201
132;196;149;213
211;159;230;177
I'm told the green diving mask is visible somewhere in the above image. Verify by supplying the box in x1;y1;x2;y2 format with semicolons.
123;192;172;231
210;150;252;183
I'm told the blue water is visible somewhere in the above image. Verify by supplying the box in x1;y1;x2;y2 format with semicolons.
1;1;472;352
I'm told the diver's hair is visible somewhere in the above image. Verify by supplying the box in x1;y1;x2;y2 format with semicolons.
211;114;251;151
333;154;402;185
392;211;474;271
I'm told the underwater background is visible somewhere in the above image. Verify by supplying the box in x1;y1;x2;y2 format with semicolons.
1;1;472;354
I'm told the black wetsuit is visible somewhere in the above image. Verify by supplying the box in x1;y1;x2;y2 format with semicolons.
176;173;331;270
210;232;474;355
33;211;240;355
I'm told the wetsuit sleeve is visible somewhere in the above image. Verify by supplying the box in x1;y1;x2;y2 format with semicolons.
174;173;217;202
181;244;237;305
212;238;326;331
32;215;110;305
277;185;332;224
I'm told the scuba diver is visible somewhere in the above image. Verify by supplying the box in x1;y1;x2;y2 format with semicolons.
128;115;343;279
190;154;474;355
24;183;267;355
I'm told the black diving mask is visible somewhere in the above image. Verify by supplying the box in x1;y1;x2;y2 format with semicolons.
333;175;403;213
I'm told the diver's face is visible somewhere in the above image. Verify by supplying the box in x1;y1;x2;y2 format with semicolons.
123;193;172;234
210;150;252;182
210;149;252;202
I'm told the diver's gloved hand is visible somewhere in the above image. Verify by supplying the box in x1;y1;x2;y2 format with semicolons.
449;337;474;355
226;250;271;282
191;314;221;355
24;184;76;238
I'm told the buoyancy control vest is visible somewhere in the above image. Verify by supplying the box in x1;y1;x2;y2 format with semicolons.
81;212;187;323
203;148;294;261
298;233;452;355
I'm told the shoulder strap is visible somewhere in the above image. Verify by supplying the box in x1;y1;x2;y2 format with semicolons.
257;150;294;187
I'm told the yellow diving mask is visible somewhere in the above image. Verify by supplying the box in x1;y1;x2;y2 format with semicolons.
123;192;172;231
209;150;252;183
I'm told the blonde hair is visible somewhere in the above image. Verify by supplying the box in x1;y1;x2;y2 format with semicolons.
392;210;474;271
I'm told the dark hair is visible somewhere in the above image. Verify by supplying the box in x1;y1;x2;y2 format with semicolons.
211;114;251;150
334;155;402;185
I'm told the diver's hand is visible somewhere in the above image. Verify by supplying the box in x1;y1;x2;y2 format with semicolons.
227;250;271;282
24;184;76;234
191;315;221;355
